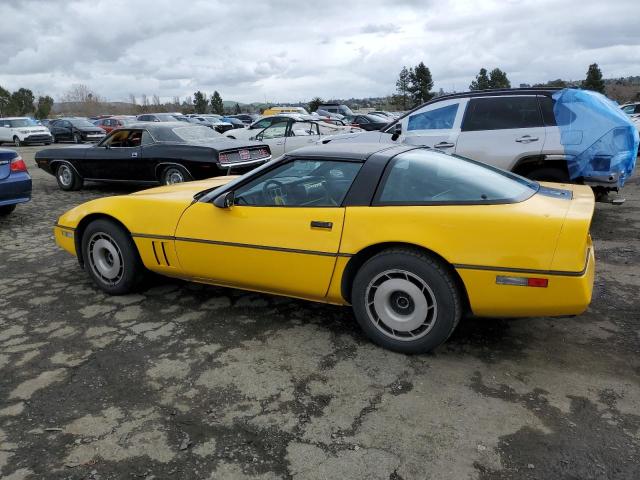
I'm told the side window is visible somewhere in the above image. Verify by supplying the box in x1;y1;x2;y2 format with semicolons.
257;124;287;140
141;131;154;145
621;105;635;114
538;96;576;127
289;121;316;136
253;118;272;129
407;103;459;131
375;150;535;205
103;130;131;147
138;115;148;121
233;160;362;207
462;96;543;131
357;116;369;124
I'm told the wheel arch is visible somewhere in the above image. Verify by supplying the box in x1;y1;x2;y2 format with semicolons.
74;213;134;268
50;159;83;179
511;155;569;177
340;242;470;312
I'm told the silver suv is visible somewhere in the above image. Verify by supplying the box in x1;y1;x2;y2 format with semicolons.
325;89;638;193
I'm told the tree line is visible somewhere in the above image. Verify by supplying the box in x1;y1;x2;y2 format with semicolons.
391;62;614;111
0;85;54;119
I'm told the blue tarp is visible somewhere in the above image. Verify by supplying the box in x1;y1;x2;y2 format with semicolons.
553;88;639;186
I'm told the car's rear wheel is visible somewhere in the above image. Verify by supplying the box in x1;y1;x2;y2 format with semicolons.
81;219;146;295
161;166;190;185
351;248;462;354
0;204;17;216
56;163;84;191
527;166;569;183
13;136;22;147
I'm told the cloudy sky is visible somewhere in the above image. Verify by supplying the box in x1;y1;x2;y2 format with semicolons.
0;0;637;104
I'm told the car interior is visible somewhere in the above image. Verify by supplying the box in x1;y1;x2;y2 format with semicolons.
233;160;361;207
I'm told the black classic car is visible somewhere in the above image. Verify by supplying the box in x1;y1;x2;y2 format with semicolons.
49;117;107;143
35;122;272;191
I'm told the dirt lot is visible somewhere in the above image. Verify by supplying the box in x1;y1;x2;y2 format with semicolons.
1;144;639;480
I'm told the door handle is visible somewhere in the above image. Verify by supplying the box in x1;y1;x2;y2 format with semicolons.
131;152;138;157
434;142;455;149
275;141;285;145
310;221;333;230
515;135;539;143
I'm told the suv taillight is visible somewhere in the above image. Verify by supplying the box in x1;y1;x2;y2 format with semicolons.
10;156;27;173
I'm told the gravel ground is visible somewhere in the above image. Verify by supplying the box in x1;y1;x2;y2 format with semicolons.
1;144;639;480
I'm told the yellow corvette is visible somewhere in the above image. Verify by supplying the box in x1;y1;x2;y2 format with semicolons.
54;144;595;353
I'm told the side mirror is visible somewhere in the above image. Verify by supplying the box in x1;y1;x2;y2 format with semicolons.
213;191;234;208
391;123;402;141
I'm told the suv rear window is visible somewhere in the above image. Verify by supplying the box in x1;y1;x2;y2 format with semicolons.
462;96;543;131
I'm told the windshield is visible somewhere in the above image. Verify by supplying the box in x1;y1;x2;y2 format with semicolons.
376;149;538;204
5;118;39;128
171;126;222;141
69;118;97;128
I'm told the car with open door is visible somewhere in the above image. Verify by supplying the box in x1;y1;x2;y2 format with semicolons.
53;143;595;354
35;122;271;191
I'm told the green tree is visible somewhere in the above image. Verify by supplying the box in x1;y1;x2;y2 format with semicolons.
193;90;209;114
469;68;491;90
307;97;324;112
395;66;411;110
210;91;224;115
408;62;434;106
234;103;241;114
0;85;10;116
34;95;54;119
488;68;511;89
582;63;605;94
9;88;35;115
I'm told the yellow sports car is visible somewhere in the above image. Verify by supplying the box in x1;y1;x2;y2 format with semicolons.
54;144;595;353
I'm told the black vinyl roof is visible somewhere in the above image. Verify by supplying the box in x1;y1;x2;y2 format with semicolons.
291;142;408;161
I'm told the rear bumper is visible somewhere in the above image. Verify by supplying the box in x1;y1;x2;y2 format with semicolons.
457;245;595;317
0;172;32;206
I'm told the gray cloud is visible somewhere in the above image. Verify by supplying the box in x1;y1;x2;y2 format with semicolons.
0;0;638;104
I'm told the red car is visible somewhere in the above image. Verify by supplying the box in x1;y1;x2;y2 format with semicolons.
94;116;136;133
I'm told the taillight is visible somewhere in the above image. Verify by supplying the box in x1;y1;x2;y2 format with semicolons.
10;156;27;173
219;153;229;164
257;148;269;157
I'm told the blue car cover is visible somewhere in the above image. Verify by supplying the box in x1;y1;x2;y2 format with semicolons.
553;88;639;186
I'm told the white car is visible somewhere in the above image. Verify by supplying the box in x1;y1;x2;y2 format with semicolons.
0;117;53;146
225;117;360;157
322;89;639;192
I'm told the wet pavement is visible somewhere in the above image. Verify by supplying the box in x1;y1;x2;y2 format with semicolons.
1;144;638;479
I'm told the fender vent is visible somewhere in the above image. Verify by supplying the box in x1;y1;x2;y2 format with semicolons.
151;241;171;266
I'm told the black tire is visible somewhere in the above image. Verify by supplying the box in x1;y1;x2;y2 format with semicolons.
527;167;569;183
81;219;146;295
55;163;84;191
52;135;57;144
73;133;82;144
44;142;51;145
13;136;22;147
351;248;462;354
0;204;17;215
161;166;190;185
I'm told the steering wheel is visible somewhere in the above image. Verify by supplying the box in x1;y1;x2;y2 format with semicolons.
262;179;286;205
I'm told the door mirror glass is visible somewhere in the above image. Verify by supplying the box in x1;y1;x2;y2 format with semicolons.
213;191;235;208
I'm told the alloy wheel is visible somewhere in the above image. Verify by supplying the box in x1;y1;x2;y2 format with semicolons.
365;269;438;341
87;232;125;286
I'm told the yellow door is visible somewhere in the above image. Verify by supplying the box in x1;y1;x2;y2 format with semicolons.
174;203;345;300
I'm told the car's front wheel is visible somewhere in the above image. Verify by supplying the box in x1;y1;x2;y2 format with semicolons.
527;166;569;183
56;163;84;191
351;248;462;354
73;133;82;144
81;219;146;295
13;136;22;147
0;204;17;216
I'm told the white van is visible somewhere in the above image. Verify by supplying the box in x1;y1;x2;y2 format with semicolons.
0;117;53;146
